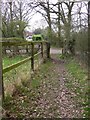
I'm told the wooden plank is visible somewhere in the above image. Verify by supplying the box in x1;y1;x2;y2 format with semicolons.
2;41;31;46
32;41;48;44
2;41;48;46
34;51;42;57
3;56;32;74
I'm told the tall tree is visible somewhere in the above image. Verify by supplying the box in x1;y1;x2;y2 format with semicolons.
1;0;31;38
60;2;74;52
57;2;61;46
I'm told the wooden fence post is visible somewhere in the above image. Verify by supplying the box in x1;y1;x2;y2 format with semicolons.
0;2;4;118
88;2;90;66
0;42;4;99
31;43;34;71
47;42;50;58
41;43;43;58
88;1;90;118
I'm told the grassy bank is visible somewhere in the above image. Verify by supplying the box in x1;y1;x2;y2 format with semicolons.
3;55;27;68
3;55;42;96
3;60;53;118
65;57;88;117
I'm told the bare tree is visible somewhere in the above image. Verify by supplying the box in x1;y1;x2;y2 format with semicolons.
28;0;53;43
57;2;61;46
1;0;32;38
13;0;32;22
50;1;74;52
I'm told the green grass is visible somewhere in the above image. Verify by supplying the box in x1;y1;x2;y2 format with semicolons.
3;55;27;68
66;59;87;81
3;59;53;118
3;55;32;96
3;54;50;96
65;57;88;118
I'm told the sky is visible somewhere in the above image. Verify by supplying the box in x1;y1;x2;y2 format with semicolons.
28;0;88;32
2;0;88;32
26;0;58;31
27;13;47;32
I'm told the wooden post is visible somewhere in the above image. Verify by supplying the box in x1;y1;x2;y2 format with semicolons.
88;1;90;118
41;43;43;58
88;1;90;73
0;1;4;119
0;42;3;120
47;42;50;58
31;43;34;71
88;1;90;58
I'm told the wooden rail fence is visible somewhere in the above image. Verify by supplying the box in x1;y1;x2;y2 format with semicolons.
0;40;50;100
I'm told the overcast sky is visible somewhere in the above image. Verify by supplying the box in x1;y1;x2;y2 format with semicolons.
27;0;88;32
2;0;88;32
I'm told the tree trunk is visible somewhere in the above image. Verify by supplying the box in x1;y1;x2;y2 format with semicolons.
57;2;61;47
47;1;52;44
9;1;13;37
62;2;74;55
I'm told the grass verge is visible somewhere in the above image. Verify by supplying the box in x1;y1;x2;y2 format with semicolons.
3;54;44;96
3;59;53;118
65;56;89;118
3;55;27;68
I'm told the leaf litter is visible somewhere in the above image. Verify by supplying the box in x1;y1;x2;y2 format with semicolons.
3;53;87;118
